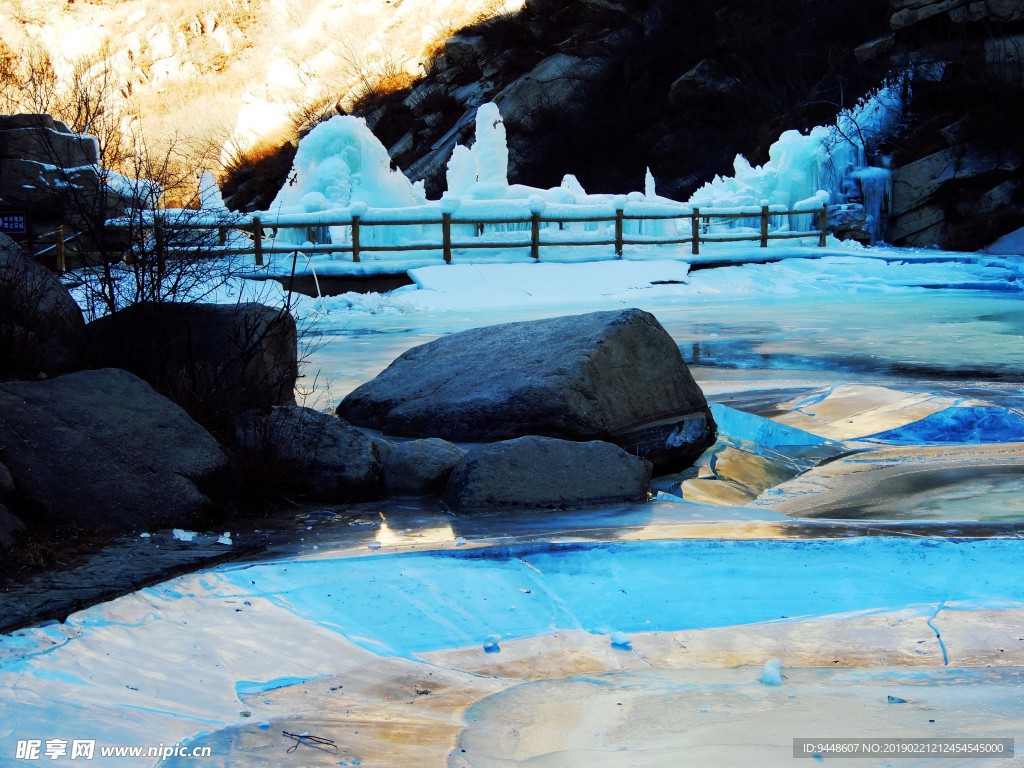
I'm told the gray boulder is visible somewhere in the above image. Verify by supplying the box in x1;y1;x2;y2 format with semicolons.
234;407;384;502
87;302;298;430
0;503;24;549
338;308;715;471
384;438;466;498
669;58;744;107
0;368;230;531
0;114;100;167
495;54;613;134
0;232;85;379
443;436;652;512
0;461;13;499
0;114;124;222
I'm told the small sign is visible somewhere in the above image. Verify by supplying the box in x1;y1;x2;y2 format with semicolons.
0;209;29;236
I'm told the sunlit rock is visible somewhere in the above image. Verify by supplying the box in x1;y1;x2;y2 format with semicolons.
338;308;716;471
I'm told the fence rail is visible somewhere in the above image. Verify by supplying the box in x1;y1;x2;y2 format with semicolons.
107;202;831;268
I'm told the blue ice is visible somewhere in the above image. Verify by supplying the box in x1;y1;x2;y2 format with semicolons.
865;406;1024;445
709;403;832;447
215;538;1024;659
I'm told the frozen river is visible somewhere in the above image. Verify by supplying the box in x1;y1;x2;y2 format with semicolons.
3;251;1024;766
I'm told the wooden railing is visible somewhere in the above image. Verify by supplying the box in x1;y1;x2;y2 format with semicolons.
110;201;831;267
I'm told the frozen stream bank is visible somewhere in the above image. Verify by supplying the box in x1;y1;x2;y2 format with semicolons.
3;535;1024;767
4;250;1024;766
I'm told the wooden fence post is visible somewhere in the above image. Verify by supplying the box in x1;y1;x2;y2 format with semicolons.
691;208;700;255
442;212;452;264
351;215;361;262
218;225;227;249
530;211;541;261
760;204;769;248
614;207;624;257
252;216;263;266
55;225;65;272
155;216;165;250
819;204;828;247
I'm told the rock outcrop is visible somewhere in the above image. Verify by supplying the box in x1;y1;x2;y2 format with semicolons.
0;503;24;549
339;308;715;471
234;407;386;502
87;302;298;430
860;0;1024;248
383;438;466;498
443;435;652;511
0;368;230;532
0;114;126;224
0;233;85;379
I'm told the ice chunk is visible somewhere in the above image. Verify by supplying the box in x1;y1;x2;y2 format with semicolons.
172;529;197;542
760;659;783;685
610;631;632;650
217;533;233;546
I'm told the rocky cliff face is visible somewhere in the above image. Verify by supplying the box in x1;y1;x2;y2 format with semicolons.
277;0;1021;250
0;0;523;159
6;0;1021;250
336;0;893;201
866;0;1024;249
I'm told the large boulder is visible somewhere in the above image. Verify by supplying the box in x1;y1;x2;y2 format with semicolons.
0;503;25;549
234;407;385;502
87;302;298;431
383;438;466;498
0;114;125;222
443;436;652;512
0;114;100;167
338;308;716;471
0;368;230;531
0;233;85;379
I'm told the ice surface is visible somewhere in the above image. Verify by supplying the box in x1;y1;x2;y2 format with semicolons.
5;538;1024;766
709;403;830;447
865;405;1024;445
772;385;1024;444
752;442;1024;521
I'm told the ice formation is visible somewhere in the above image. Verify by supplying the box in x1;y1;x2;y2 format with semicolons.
446;102;510;196
259;78;906;260
198;169;226;210
689;79;905;242
268;115;427;246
